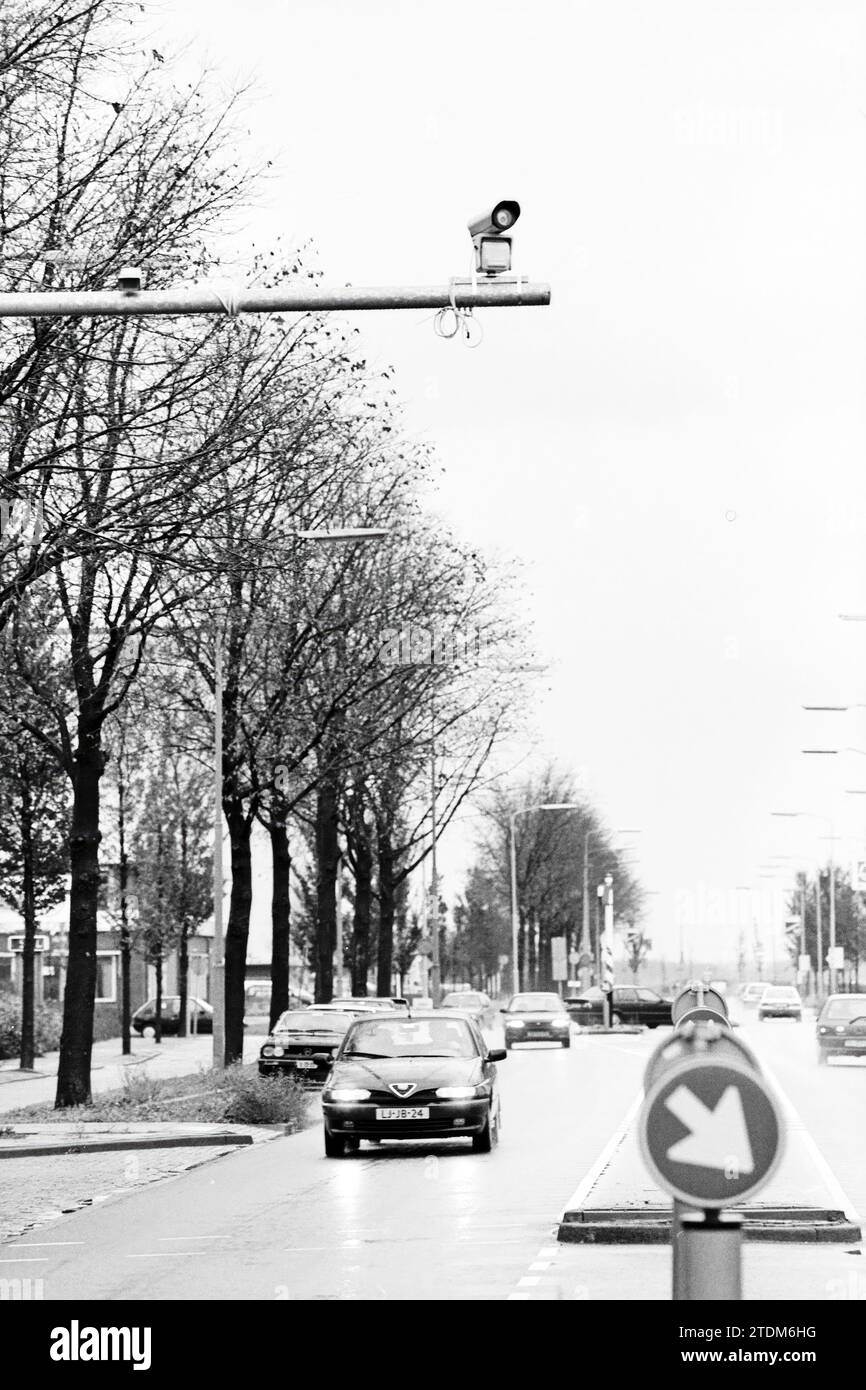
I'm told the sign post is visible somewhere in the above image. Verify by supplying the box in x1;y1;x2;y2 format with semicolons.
639;1008;784;1301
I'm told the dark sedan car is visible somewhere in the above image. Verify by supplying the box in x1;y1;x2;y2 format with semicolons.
322;1012;505;1156
566;985;673;1028
132;996;212;1035
501;992;572;1048
258;1009;351;1084
816;994;866;1064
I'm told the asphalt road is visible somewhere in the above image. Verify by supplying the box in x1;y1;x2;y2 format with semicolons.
3;1011;863;1301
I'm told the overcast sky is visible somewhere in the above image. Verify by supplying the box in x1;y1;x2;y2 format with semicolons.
161;0;866;969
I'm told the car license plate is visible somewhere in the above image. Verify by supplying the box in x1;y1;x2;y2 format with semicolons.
293;1059;317;1069
844;1039;863;1048
375;1107;430;1120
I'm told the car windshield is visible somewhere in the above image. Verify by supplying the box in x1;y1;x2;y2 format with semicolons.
274;1011;349;1033
342;1016;479;1059
763;987;798;1001
509;994;565;1012
822;997;866;1021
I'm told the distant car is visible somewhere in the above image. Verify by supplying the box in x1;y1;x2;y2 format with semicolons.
567;986;673;1029
758;985;802;1022
322;1011;505;1156
258;1009;351;1084
740;982;767;1006
501;992;571;1048
439;991;496;1027
816;994;866;1064
327;996;410;1013
132;996;212;1036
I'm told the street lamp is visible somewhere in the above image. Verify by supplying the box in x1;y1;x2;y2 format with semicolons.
211;525;389;1068
508;802;579;996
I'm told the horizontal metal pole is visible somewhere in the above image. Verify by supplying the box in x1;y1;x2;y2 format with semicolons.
0;280;551;320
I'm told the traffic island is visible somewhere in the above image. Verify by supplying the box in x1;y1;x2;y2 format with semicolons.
0;1121;284;1159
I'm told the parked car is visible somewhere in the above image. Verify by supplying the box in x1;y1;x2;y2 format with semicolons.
258;1009;351;1084
501;992;571;1048
439;990;496;1027
322;1011;505;1156
757;984;802;1022
816;993;866;1064
566;986;672;1028
132;996;213;1036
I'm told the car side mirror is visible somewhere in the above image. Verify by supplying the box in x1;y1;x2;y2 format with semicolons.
499;1007;509;1014
488;1048;507;1062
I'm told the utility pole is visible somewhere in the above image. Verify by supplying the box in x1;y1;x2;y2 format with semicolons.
580;833;594;991
429;727;442;1008
335;853;345;999
0;280;550;322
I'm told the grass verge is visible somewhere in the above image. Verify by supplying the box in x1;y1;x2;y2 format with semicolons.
1;1063;311;1130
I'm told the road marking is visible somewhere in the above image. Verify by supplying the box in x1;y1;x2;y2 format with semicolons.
126;1252;201;1258
8;1241;83;1247
0;1257;49;1263
507;1292;532;1300
517;1276;540;1287
759;1058;862;1225
158;1236;222;1242
560;1089;644;1216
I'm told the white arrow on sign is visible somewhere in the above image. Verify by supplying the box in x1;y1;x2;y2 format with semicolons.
664;1084;755;1175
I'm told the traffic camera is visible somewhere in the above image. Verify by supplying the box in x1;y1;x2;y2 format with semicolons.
467;200;520;275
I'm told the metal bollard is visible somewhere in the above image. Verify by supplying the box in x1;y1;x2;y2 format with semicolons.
676;1211;743;1300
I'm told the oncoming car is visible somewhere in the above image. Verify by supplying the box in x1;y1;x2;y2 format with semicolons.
816;994;866;1064
322;1013;505;1156
501;992;571;1047
258;1009;351;1084
757;985;802;1022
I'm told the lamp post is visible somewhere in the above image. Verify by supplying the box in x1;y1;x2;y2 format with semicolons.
508;803;580;996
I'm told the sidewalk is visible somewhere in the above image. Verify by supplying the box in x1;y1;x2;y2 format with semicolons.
0;1032;263;1113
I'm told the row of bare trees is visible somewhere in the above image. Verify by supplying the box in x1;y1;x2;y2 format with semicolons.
0;2;534;1103
464;765;647;990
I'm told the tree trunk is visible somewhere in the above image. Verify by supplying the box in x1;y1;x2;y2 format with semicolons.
269;813;291;1030
154;951;163;1045
224;803;252;1063
351;814;373;996
55;711;103;1109
376;822;395;997
315;774;339;1004
19;771;36;1072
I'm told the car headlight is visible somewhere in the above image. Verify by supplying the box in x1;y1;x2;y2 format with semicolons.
552;1016;570;1027
327;1088;370;1102
835;1026;846;1034
818;1027;827;1034
435;1086;477;1099
261;1045;274;1057
506;1018;525;1027
272;1045;285;1056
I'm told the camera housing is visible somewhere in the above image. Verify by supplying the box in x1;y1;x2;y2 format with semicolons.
117;265;143;292
467;201;520;276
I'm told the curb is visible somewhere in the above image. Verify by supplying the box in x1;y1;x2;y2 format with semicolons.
0;1132;255;1159
558;1205;862;1245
